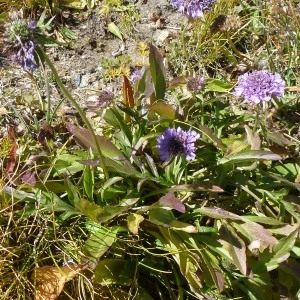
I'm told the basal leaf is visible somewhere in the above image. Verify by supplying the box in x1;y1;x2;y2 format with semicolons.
66;123;125;159
75;199;104;222
123;75;134;122
83;226;121;262
107;22;123;40
232;219;278;251
198;124;225;150
220;223;247;275
94;259;136;285
145;102;176;119
168;220;198;233
149;44;166;100
172;183;224;193
158;191;185;213
196;207;242;220
218;150;281;165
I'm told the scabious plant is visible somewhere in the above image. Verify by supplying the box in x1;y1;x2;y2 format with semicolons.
170;0;216;18
130;67;144;83
13;40;38;73
234;70;285;103
157;127;200;161
187;76;206;93
86;90;114;109
4;18;38;72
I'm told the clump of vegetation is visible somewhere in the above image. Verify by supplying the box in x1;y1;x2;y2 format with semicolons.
0;0;300;299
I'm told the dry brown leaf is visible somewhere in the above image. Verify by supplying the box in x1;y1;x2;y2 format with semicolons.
32;263;87;300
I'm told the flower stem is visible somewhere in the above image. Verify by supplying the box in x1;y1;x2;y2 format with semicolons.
37;46;109;180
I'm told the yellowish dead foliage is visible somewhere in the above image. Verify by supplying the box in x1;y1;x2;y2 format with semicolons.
31;263;87;300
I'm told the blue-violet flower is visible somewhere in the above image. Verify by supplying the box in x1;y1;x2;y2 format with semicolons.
170;0;216;19
157;127;200;161
130;68;144;83
234;70;285;103
13;41;38;73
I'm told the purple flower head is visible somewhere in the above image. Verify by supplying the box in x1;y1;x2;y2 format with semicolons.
86;90;114;109
157;127;200;161
13;41;38;73
171;0;216;19
234;70;285;103
130;68;144;83
187;76;206;93
28;20;37;31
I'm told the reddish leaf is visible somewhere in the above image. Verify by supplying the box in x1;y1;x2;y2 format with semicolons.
123;75;134;122
220;224;247;275
4;126;17;173
66;123;125;159
123;76;134;107
167;76;188;88
21;169;37;186
172;184;224;193
159;191;185;213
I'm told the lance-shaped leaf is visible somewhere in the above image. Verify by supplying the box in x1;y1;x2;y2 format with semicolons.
107;22;123;40
219;223;247;275
218;150;281;165
265;227;299;271
149;44;166;100
198;124;225;150
80;157;143;178
196;207;242;221
123;75;134;122
158;191;185;213
66;122;125;159
172;183;224;193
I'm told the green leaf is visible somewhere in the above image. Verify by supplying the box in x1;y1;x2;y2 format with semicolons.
107;22;123;40
198;124;225;150
80;157;143;178
127;213;144;235
145;102;176;119
94;259;136;285
59;27;78;40
265;227;300;271
218;150;281;165
149;44;166;100
149;208;175;225
75;199;104;222
61;0;87;9
83;165;94;201
205;79;233;92
54;153;84;176
168;220;198;233
64;176;80;205
83;226;121;262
